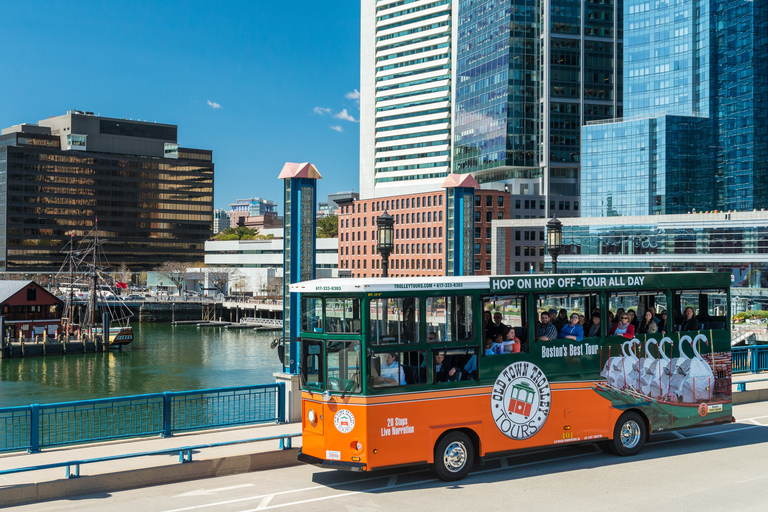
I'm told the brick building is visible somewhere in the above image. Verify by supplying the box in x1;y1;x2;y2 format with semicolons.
337;189;511;277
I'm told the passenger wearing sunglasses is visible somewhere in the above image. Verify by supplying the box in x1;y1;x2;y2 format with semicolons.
558;313;584;341
609;313;635;338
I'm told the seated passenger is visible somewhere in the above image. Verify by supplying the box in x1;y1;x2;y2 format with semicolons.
485;336;500;355
586;312;601;338
609;313;635;338
637;310;658;334
379;352;406;385
554;309;568;331
434;352;459;382
680;307;700;331
558;313;584;341
500;326;521;353
536;311;558;341
462;353;478;379
427;331;438;342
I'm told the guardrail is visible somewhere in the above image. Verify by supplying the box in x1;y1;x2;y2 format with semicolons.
0;383;284;454
732;345;768;374
0;432;300;480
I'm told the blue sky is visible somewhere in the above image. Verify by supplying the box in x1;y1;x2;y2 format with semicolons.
0;1;361;212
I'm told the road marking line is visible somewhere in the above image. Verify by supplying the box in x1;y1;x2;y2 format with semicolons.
748;418;763;426
256;495;274;509
163;422;762;512
499;459;509;468
387;475;398;487
672;431;686;439
737;475;768;484
174;484;254;498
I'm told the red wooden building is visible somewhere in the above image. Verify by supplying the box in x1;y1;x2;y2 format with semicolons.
0;281;63;339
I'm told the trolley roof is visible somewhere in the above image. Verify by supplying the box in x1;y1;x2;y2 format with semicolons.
290;271;731;295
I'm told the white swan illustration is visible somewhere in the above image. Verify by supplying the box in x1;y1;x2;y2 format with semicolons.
675;334;715;402
635;338;659;396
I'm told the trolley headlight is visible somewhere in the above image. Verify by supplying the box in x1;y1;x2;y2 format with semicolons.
351;440;363;453
307;408;317;424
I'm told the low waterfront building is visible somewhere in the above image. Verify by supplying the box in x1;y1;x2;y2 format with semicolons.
228;197;278;228
0;281;63;339
0;111;214;273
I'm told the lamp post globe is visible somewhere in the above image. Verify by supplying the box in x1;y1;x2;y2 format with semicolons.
376;211;395;277
546;215;563;274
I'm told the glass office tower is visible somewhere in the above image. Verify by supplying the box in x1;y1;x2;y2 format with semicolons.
453;0;623;216
582;0;768;217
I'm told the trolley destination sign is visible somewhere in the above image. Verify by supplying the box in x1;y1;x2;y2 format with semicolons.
489;272;730;293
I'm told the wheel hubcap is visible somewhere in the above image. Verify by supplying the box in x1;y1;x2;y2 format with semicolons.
619;420;641;449
443;441;467;473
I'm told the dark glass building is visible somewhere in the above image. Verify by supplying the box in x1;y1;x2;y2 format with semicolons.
0;111;214;272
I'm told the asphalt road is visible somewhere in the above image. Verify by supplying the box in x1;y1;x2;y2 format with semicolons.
9;401;768;512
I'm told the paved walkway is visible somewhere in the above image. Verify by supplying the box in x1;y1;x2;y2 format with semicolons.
0;422;302;507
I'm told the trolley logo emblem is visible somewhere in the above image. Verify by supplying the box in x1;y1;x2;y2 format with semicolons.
491;362;551;440
334;409;356;434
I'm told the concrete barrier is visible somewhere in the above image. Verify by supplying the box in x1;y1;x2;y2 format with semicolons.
0;448;301;507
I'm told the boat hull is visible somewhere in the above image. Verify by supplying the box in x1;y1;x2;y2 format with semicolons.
108;327;133;347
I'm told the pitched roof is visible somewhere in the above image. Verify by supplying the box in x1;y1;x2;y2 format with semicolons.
278;162;323;180
0;281;34;303
441;173;479;189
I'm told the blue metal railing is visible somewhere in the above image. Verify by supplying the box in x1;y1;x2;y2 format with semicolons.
732;346;768;374
0;383;284;453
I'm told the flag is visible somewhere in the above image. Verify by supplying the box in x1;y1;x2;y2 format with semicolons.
115;282;128;289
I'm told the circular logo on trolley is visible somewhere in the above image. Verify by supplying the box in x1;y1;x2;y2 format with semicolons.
333;409;356;434
491;362;551;440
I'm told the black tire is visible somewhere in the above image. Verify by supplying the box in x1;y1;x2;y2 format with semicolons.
432;431;474;482
608;411;647;456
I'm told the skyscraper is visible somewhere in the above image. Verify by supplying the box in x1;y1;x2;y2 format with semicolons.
360;0;455;199
581;0;768;217
361;0;623;219
0;111;214;272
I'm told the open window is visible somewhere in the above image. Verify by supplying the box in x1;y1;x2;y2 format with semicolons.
370;350;426;388
432;347;479;384
607;290;667;333
536;292;601;340
481;294;529;352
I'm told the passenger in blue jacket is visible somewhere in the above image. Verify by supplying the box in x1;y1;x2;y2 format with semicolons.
558;313;584;341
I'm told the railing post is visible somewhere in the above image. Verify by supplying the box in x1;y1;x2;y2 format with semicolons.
277;382;286;423
162;392;173;437
29;404;40;453
750;345;759;374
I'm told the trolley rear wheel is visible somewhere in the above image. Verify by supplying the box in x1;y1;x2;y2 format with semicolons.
607;411;647;456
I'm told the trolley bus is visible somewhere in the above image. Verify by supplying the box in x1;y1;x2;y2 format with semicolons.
291;272;733;481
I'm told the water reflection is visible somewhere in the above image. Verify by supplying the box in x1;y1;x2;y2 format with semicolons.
0;324;282;408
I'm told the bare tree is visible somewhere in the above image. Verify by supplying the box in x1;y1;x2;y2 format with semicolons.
266;276;283;299
207;268;241;295
118;263;131;284
155;262;188;295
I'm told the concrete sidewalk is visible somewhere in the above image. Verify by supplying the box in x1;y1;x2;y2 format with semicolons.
0;422;302;508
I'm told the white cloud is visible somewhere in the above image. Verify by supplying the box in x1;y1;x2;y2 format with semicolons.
207;100;222;109
330;125;343;133
334;109;358;122
345;89;361;101
313;106;332;116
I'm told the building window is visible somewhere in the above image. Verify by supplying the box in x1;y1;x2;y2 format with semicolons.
486;259;491;271
515;246;520;256
515;262;521;272
498;196;504;207
540;201;545;210
486;195;492;207
498;212;504;220
515;231;521;241
474;259;480;271
486;212;492;222
485;228;491;238
524;231;530;241
475;195;481;206
524;200;530;209
540;246;545;256
486;243;491;253
475;243;481;253
574;201;579;211
515;200;521;209
474;211;481;222
540;231;545;241
475;228;481;238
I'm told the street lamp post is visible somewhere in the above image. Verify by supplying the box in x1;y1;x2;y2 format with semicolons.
376;211;394;277
546;215;563;274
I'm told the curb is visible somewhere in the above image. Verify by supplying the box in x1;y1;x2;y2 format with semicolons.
0;448;301;508
733;389;768;405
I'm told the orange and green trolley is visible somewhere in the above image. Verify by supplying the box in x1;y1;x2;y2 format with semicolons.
292;271;733;481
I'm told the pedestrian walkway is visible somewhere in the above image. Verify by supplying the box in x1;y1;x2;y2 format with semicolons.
0;422;302;507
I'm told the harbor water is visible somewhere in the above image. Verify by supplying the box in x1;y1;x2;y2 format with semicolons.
0;323;283;409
